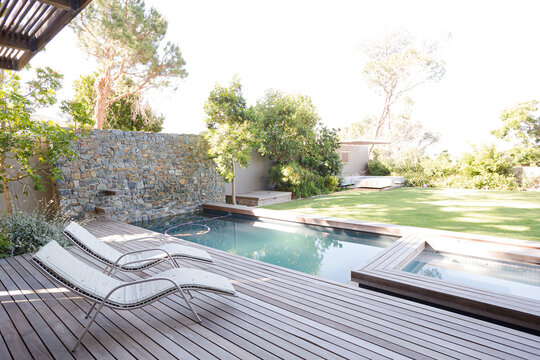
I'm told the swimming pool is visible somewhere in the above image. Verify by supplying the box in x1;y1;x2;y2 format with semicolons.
402;250;540;300
132;212;397;283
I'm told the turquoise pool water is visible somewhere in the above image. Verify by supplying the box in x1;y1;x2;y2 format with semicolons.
133;212;397;282
402;250;540;300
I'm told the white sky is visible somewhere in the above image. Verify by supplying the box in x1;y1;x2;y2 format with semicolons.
31;0;540;154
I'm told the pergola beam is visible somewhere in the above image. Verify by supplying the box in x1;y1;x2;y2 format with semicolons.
0;0;93;70
36;0;80;12
0;33;36;52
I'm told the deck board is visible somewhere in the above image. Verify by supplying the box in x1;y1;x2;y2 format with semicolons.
1;219;539;359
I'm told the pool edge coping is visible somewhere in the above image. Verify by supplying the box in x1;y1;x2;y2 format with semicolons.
202;202;540;250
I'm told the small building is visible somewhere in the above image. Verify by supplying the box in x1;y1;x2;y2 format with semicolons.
337;139;390;176
225;139;390;199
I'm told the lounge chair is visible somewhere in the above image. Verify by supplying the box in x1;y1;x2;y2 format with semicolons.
63;222;213;275
32;241;236;351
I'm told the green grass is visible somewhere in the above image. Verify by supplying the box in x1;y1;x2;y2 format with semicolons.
264;188;540;241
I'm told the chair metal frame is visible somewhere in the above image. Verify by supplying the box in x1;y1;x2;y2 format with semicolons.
32;256;235;352
63;230;213;276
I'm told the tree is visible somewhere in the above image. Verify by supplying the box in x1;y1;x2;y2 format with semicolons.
493;100;540;146
72;0;187;129
0;68;84;214
361;31;446;154
341;97;439;164
72;73;164;132
492;100;540;167
255;90;342;197
338;116;375;140
204;77;255;205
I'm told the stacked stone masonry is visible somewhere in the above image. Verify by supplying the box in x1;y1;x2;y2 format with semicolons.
56;130;225;222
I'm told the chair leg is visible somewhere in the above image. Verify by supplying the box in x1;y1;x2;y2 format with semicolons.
73;300;106;352
179;289;201;323
102;265;109;274
187;290;194;299
85;303;97;319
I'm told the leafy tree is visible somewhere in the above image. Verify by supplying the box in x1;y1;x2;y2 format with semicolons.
0;68;85;214
72;73;164;132
338;116;376;140
493;100;540;145
255;90;342;197
492;100;540;166
204;77;255;205
361;31;446;154
72;0;187;129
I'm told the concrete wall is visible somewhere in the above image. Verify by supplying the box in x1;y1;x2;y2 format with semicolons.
337;145;369;176
0;155;56;214
224;151;273;195
56;130;225;222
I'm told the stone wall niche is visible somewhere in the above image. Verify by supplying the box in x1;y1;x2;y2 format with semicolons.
56;129;225;222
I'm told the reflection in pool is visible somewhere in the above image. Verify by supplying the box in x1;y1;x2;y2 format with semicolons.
133;212;397;282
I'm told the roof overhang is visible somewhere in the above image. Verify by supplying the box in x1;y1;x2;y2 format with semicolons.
0;0;93;70
339;139;391;146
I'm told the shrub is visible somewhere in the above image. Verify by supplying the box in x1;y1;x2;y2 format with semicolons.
0;211;70;258
269;162;338;198
367;158;391;176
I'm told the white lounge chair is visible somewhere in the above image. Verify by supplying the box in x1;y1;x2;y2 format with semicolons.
32;241;236;351
63;222;213;275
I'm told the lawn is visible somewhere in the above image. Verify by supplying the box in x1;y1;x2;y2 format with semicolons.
264;188;540;241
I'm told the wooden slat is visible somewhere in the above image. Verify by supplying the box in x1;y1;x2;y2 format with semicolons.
1;220;539;360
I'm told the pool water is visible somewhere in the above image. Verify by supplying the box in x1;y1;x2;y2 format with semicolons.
402;250;540;300
133;212;397;283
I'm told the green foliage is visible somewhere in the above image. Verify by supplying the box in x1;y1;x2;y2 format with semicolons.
361;31;446;144
254;90;342;197
492;100;540;146
269;162;339;199
255;90;320;162
71;73;164;132
204;76;255;183
0;68;83;212
367;157;391;176
72;0;187;128
368;145;517;190
0;211;70;258
508;145;540;166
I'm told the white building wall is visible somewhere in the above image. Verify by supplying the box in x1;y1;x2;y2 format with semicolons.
225;151;273;195
337;145;369;176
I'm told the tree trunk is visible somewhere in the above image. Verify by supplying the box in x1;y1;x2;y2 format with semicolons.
0;154;12;214
231;161;236;205
368;93;392;158
93;68;113;129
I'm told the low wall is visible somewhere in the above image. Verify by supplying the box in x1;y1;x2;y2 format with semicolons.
513;166;540;190
56;130;225;222
0;154;56;213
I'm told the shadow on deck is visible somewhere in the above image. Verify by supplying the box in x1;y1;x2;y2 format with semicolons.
0;220;538;359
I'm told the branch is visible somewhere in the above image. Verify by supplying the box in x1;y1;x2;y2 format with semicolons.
105;65;164;105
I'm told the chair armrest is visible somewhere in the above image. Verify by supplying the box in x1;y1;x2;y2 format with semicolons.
110;248;177;274
122;236;166;245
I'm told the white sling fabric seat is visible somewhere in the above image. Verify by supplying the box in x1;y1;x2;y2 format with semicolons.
33;241;236;351
63;221;213;272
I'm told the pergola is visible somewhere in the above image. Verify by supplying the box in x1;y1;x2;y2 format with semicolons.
0;0;92;70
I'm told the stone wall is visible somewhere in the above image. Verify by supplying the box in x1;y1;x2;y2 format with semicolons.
56;130;225;222
513;166;540;190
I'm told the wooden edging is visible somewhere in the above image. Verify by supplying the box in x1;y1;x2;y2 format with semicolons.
204;202;540;332
351;235;540;332
202;202;540;249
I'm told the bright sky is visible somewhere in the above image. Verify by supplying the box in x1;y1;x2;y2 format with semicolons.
31;0;540;154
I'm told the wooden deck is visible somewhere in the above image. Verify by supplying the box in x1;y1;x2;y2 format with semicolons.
226;191;292;207
1;220;539;359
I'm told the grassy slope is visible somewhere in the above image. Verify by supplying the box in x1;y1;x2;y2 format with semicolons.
264;188;540;241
